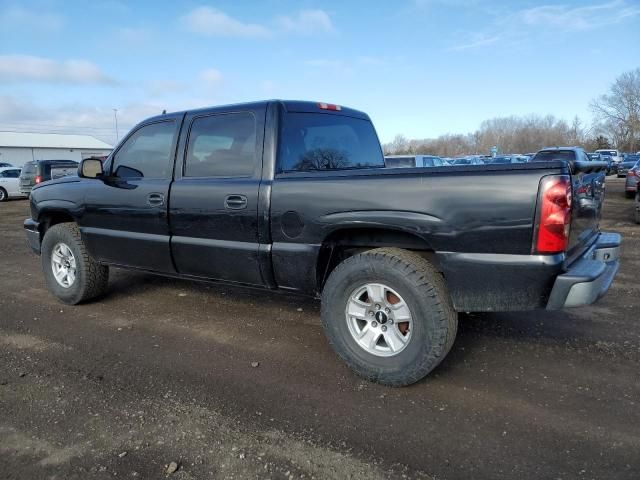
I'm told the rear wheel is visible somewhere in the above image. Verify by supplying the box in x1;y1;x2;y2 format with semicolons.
41;223;109;304
0;187;7;202
321;248;457;386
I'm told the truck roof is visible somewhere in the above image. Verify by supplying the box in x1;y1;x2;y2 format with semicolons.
145;100;370;124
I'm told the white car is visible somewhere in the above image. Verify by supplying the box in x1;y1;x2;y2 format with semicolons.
595;149;623;165
0;166;27;201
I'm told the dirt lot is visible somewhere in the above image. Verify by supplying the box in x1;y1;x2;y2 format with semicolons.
1;178;638;480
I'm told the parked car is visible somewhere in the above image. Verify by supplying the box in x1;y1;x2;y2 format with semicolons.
486;155;526;164
23;100;620;386
600;154;616;174
450;156;484;165
618;154;640;178
19;160;79;195
624;159;640;198
0;166;25;201
0;162;13;168
595;149;623;168
587;153;613;175
532;147;604;166
385;155;446;168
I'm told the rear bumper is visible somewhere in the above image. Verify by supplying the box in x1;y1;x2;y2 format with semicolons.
24;218;41;254
546;232;621;310
625;179;639;191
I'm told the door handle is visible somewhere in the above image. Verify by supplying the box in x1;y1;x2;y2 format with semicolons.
147;192;165;207
225;194;248;210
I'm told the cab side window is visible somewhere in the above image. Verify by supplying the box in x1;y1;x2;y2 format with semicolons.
184;112;257;178
112;121;177;179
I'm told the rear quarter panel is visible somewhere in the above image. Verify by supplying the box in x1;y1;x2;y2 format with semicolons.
270;164;565;295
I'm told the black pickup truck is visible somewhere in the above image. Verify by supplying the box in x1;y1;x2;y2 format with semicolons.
24;100;621;386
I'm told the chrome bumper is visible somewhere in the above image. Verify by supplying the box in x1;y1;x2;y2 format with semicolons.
546;232;621;310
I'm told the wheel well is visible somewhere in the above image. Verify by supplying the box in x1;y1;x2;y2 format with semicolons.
39;211;75;239
316;228;439;291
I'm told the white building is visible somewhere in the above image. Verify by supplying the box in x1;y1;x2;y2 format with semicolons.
0;132;113;168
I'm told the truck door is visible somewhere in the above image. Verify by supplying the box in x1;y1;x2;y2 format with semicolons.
169;108;265;285
79;116;182;273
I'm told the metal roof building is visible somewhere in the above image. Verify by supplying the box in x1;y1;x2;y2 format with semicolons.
0;132;113;167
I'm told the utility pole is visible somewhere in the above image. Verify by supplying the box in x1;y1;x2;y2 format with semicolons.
113;108;119;142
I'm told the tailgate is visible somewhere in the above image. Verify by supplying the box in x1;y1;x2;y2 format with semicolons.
567;164;606;261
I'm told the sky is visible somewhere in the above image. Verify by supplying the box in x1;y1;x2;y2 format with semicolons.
0;0;639;146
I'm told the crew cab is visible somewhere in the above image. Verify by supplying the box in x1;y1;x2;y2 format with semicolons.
23;100;621;386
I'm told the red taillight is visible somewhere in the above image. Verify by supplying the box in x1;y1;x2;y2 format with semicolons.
317;102;341;111
629;170;638;177
35;175;42;184
535;175;572;254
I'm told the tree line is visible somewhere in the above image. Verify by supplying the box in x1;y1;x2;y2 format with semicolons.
384;68;640;156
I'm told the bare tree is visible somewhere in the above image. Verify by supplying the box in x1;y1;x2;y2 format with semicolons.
293;148;350;170
591;68;640;152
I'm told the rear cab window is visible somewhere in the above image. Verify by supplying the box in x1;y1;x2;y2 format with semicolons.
278;112;385;172
597;150;617;157
531;150;577;162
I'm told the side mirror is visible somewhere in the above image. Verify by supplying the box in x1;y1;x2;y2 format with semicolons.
78;158;104;178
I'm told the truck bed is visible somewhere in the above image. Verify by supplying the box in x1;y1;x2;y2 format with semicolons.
269;160;590;311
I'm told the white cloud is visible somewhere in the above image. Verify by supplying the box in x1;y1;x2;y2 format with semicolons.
516;0;640;31
0;55;116;85
0;6;64;31
181;6;270;37
199;68;223;87
0;95;169;146
448;33;501;51
276;9;334;35
447;0;640;51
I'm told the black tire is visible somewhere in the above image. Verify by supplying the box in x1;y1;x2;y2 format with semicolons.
625;191;635;199
635;196;640;224
0;187;7;202
41;223;109;304
321;247;458;386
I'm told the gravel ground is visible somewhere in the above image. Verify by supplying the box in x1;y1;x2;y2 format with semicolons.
0;178;638;480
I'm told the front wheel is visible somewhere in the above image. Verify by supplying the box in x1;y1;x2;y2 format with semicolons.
321;248;458;386
41;223;109;304
0;187;7;202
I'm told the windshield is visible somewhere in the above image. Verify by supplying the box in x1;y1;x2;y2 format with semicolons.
597;150;617;156
21;163;36;175
278;113;385;172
